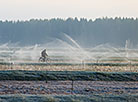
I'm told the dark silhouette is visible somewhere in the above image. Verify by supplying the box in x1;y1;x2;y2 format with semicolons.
39;49;48;62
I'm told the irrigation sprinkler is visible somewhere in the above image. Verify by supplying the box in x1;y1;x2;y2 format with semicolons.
129;61;132;72
81;60;85;69
96;56;101;64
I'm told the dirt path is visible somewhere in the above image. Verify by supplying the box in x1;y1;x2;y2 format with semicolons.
0;81;138;95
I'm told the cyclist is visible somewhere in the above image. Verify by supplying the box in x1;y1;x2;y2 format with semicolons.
39;49;48;62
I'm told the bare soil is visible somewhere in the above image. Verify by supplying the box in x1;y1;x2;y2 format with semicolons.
0;81;138;95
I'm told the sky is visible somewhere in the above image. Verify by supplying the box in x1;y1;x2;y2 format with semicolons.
0;0;138;21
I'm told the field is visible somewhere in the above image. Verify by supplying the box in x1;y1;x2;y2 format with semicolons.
0;94;138;102
0;67;138;101
0;61;138;72
0;45;138;101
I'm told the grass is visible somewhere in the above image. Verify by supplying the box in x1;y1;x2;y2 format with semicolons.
0;94;138;102
0;70;137;81
0;63;138;72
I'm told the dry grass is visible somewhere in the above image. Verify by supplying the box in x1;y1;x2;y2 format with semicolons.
0;64;138;72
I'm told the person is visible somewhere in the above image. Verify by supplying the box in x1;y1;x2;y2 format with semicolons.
39;49;48;62
41;49;48;58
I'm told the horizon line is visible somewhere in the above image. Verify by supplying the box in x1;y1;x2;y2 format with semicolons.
0;16;138;22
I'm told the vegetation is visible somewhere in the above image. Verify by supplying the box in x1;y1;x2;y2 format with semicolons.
0;70;137;81
0;17;138;47
1;62;138;72
0;94;138;102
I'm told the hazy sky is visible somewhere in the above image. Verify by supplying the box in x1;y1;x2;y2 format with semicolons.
0;0;138;20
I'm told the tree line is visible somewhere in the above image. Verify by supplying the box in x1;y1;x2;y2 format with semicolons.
0;17;138;47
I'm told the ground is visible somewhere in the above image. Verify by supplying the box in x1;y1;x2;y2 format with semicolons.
0;81;138;95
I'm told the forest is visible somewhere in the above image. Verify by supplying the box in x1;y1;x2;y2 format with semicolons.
0;17;138;47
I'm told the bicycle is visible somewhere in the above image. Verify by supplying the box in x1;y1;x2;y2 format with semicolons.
39;56;50;62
